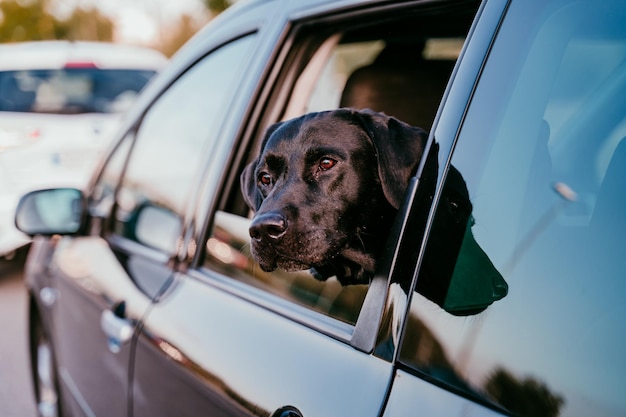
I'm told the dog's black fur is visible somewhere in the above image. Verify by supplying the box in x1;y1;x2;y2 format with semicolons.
240;108;428;285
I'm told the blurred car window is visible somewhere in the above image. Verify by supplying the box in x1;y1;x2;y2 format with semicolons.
0;68;155;114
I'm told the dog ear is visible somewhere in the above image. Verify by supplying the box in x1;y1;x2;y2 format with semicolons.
240;121;284;211
240;160;262;210
353;109;428;209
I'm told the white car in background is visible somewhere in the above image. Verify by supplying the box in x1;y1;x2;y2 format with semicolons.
0;41;167;257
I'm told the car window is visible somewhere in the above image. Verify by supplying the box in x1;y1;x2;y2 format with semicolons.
201;6;473;328
0;68;155;114
400;0;626;415
91;132;134;221
301;37;463;131
110;35;256;266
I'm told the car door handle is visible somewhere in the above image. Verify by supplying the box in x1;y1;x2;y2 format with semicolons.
271;406;303;417
100;305;134;353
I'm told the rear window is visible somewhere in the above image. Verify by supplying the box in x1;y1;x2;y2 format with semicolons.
0;68;156;114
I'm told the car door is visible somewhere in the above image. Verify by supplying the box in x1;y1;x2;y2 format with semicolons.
42;132;150;417
127;10;387;417
40;22;266;417
129;1;485;416
112;34;269;417
385;0;626;416
125;11;294;417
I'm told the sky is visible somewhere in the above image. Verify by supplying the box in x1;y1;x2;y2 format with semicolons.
53;0;209;44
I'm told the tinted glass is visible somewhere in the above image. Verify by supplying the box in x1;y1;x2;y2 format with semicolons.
91;132;134;219
0;69;155;114
401;1;626;416
113;35;256;253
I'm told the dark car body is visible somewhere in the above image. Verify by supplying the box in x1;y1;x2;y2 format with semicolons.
17;0;626;416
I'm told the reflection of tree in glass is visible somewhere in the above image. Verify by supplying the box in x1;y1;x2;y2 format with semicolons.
485;367;564;417
397;314;474;393
398;312;566;415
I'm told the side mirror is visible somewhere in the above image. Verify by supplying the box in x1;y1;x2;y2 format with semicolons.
15;188;85;236
132;203;182;257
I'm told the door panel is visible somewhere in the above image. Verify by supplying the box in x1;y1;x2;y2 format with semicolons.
393;0;626;416
383;370;503;417
132;272;393;417
50;236;154;417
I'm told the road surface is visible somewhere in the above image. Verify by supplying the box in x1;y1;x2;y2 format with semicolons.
0;258;38;417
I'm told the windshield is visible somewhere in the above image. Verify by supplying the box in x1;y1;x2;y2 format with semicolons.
0;68;156;114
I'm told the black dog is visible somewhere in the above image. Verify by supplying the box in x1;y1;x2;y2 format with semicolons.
240;108;428;285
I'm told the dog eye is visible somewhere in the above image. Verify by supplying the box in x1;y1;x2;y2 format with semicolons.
319;158;337;171
258;172;272;186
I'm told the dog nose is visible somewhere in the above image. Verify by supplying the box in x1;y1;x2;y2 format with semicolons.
249;213;287;241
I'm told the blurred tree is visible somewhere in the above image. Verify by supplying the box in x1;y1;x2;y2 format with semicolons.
0;0;113;43
58;7;114;42
485;367;564;417
156;0;233;57
158;14;204;57
0;0;56;42
204;0;231;15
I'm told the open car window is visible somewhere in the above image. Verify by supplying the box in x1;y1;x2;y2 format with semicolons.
200;4;477;331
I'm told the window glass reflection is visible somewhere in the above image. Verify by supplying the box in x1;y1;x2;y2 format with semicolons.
113;35;256;250
401;1;626;416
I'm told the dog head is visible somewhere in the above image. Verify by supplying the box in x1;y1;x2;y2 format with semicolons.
240;108;427;284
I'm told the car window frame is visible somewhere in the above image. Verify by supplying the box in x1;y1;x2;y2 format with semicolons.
386;0;511;361
335;0;489;353
189;0;485;351
190;20;367;345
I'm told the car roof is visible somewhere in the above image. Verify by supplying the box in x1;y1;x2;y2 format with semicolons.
0;40;168;71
